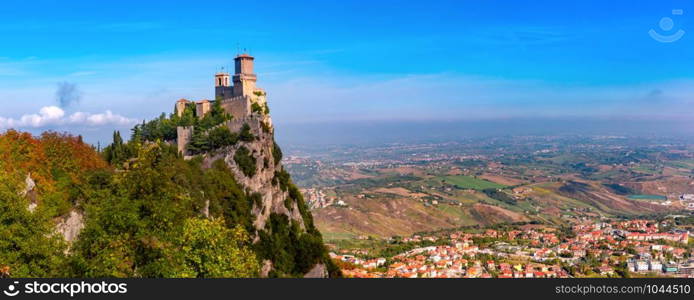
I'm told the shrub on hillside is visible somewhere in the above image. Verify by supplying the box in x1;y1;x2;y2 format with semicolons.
187;126;238;155
234;146;256;177
173;218;259;278
272;141;283;165
239;123;254;142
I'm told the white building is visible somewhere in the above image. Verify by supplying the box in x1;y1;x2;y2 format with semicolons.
649;261;662;272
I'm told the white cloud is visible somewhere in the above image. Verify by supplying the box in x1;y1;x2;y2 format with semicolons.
67;110;135;126
0;106;136;130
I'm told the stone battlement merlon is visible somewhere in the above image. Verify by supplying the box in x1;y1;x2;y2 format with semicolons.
218;95;247;104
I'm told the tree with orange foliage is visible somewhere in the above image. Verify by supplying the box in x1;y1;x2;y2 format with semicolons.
0;130;110;217
0;130;51;193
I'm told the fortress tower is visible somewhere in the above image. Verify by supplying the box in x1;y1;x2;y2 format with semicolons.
175;98;191;117
232;54;257;97
218;53;267;120
177;53;270;155
215;71;232;99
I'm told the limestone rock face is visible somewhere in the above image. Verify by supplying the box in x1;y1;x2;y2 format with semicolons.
18;173;84;244
260;260;273;277
23;173;35;195
203;113;305;233
56;210;85;244
195;109;332;278
21;173;38;212
303;264;328;278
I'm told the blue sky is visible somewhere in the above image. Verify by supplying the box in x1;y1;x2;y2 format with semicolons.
1;0;693;144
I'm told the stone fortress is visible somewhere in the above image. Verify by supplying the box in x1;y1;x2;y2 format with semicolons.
172;53;310;242
174;53;271;155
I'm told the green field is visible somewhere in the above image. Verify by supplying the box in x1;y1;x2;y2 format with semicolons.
631;165;660;175
434;204;479;226
627;194;667;201
439;175;506;190
322;231;360;241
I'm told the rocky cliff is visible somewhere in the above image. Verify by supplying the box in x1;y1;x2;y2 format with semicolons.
191;108;335;277
202;115;302;232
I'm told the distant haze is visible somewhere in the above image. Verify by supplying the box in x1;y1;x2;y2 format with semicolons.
274;118;694;147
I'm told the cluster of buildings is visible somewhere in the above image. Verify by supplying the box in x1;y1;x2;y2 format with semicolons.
555;220;690;275
680;194;694;210
334;229;570;278
402;235;439;243
624;232;688;243
333;219;693;278
302;188;348;209
302;188;332;209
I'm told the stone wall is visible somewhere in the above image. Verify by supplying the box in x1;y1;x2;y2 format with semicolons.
177;126;194;155
220;95;251;120
215;86;234;100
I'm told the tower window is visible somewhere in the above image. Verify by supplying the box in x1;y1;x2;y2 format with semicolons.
218;78;222;86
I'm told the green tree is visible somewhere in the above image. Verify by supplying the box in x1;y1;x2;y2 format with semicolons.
251;102;264;114
102;131;136;166
234;146;256;177
0;177;67;277
173;218;259;278
208;127;238;150
204;160;255;232
239;123;254;142
71;143;200;277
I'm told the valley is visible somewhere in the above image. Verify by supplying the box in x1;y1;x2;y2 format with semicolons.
283;135;694;240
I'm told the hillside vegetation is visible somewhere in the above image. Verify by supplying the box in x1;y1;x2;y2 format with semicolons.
0;128;336;278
